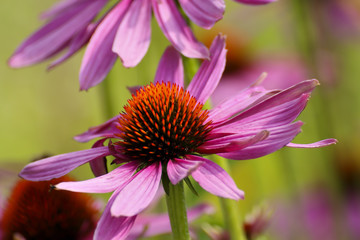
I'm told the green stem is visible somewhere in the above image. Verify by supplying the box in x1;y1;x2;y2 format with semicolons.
211;155;247;240
99;74;115;119
163;175;191;240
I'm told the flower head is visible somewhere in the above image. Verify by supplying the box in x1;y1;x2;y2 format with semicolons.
9;0;274;90
20;35;336;239
0;176;98;240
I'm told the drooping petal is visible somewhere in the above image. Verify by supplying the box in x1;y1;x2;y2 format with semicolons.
74;116;120;142
9;0;106;68
199;130;269;154
79;0;132;90
48;22;98;69
112;0;152;68
55;161;138;193
111;162;162;217
209;86;276;123
20;147;110;181
187;35;227;103
40;0;79;19
154;46;184;87
167;158;203;185
219;122;303;160
219;80;319;126
89;139;109;177
214;94;310;134
128;203;214;239
233;0;276;5
287;139;338;148
94;191;137;240
190;156;244;200
152;0;209;59
179;0;225;29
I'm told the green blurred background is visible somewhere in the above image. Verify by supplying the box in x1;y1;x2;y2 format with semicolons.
1;0;360;239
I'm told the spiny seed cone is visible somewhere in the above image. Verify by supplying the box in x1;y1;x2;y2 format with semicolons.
116;82;213;163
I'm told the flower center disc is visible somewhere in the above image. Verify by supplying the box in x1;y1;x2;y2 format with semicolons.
116;82;212;163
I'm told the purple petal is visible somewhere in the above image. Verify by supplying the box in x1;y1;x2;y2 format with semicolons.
79;0;132;90
214;94;310;134
287;139;338;148
233;0;276;5
55;161;138;193
111;163;162;217
94;191;137;240
128;203;214;239
219;122;303;160
190;155;244;200
48;22;98;69
167;158;203;185
187;35;226;103
199;130;269;154
152;0;209;59
179;0;225;29
154;46;184;87
89;139;108;177
112;0;152;68
20;147;110;181
219;80;319;126
40;0;79;19
209;86;274;123
74;116;120;142
9;0;106;68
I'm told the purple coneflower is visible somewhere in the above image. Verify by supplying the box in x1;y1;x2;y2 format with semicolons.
20;35;336;239
9;0;274;90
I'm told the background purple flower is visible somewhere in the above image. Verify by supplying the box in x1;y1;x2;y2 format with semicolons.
8;0;274;90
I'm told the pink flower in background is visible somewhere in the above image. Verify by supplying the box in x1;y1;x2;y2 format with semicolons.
8;0;274;90
19;35;336;239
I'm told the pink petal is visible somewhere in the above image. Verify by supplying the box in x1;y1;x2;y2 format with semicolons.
209;86;275;123
199;130;269;154
89;139;108;177
167;158;203;185
190;155;244;200
48;22;98;69
79;0;132;90
55;161;138;193
9;0;106;68
19;147;110;181
219;122;303;160
111;163;162;217
152;0;209;59
112;0;152;68
154;46;184;87
94;191;137;240
74;116;120;142
40;0;79;19
220;80;319;126
187;35;226;103
179;0;225;29
287;139;338;148
214;94;310;134
233;0;276;5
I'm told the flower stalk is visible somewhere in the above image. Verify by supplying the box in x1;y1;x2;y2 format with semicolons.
163;175;191;240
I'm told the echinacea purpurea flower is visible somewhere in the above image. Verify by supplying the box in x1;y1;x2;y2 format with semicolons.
19;35;336;239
